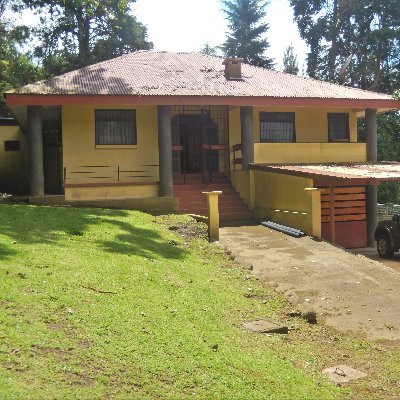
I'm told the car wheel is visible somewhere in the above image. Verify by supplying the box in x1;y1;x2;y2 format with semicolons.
376;234;394;259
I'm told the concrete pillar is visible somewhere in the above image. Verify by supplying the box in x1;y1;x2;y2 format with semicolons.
157;105;173;197
203;191;222;241
240;106;254;169
365;108;378;247
366;109;377;162
366;185;378;247
28;105;44;196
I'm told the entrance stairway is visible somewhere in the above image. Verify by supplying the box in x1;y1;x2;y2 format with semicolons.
173;174;254;223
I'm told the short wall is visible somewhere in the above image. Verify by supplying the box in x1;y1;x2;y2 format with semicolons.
68;196;179;213
254;142;367;164
322;221;367;248
64;183;159;201
253;170;320;235
230;170;251;206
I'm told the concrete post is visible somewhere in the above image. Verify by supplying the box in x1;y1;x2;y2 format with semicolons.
365;108;378;247
28;105;44;196
366;108;377;162
304;187;322;238
240;106;254;169
203;191;222;241
157;105;173;197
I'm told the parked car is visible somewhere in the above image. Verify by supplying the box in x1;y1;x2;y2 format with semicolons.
374;215;400;258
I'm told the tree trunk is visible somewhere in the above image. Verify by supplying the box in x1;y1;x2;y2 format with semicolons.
327;0;339;81
76;7;90;68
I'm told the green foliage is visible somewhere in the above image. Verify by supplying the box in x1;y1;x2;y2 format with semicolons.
289;0;400;92
376;112;400;203
21;0;153;76
0;205;340;399
283;44;299;75
221;0;274;68
0;3;41;115
290;0;400;203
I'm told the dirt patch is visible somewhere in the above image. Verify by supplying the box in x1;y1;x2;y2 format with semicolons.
157;215;208;242
30;344;72;363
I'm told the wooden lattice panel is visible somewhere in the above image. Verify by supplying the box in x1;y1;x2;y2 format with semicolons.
320;186;366;223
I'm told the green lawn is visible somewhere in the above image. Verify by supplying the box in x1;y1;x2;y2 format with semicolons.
0;204;340;399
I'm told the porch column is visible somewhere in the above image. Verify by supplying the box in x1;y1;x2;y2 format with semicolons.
240;106;254;170
157;105;173;197
28;105;44;196
365;108;378;247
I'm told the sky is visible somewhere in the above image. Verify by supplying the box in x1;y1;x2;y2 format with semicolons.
134;0;308;71
15;0;309;72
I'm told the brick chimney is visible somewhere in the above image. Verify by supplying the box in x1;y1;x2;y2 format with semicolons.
223;58;244;80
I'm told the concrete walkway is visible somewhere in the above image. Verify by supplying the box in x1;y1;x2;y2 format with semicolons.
219;225;400;341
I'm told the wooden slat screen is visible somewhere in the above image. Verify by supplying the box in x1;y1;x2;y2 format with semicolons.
320;186;366;223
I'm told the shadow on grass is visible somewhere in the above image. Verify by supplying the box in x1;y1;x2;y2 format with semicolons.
97;219;185;260
0;204;186;261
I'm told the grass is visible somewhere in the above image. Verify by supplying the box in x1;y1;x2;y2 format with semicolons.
0;204;342;399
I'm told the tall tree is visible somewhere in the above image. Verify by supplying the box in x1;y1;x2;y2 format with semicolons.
221;0;274;68
0;0;40;115
290;0;400;203
289;0;400;92
200;42;219;56
282;44;299;75
21;0;153;76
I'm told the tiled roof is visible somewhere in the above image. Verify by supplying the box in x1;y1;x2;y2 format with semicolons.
9;51;397;101
252;163;400;182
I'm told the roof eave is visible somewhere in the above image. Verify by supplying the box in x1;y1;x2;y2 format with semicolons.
5;93;400;111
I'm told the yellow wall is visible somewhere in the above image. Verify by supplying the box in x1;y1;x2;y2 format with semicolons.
228;106;362;164
253;171;320;235
0;125;29;194
230;170;251;205
254;142;366;164
228;106;364;203
62;105;159;200
65;184;158;201
251;106;358;143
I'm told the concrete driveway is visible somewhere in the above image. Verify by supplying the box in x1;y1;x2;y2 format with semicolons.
352;247;400;273
219;225;400;341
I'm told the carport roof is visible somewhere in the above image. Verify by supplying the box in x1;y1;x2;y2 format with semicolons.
251;162;400;185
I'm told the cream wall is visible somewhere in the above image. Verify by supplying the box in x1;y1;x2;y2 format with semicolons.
62;104;160;200
254;142;366;164
253;171;320;236
228;105;360;150
0;125;29;194
251;106;358;143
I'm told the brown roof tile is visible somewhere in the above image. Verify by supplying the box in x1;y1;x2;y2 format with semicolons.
9;51;397;101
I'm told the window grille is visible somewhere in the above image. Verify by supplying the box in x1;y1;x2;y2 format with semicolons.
95;109;136;145
260;112;295;142
328;113;349;141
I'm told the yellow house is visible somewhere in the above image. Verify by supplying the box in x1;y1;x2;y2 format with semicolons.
4;51;400;248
